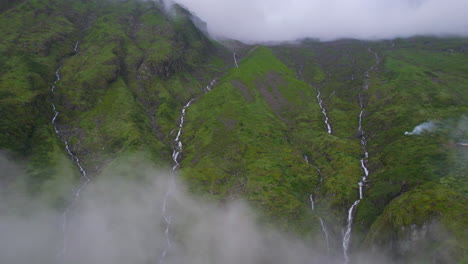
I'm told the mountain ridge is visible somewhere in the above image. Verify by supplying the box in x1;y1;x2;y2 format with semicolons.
0;0;467;263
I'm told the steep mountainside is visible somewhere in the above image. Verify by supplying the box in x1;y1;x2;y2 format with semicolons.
0;0;467;263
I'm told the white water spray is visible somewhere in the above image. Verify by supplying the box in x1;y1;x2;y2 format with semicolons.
316;89;332;134
342;49;379;264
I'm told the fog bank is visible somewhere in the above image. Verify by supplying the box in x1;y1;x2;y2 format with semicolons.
0;157;393;264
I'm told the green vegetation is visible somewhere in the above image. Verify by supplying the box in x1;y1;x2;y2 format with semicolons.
0;0;80;203
367;184;467;264
0;1;466;263
272;39;467;261
181;47;321;232
354;40;468;261
0;0;222;200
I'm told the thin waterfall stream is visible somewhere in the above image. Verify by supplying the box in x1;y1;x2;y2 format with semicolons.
51;41;91;259
342;48;380;264
204;79;217;93
316;89;332;134
296;63;332;135
159;98;193;264
159;79;217;264
304;155;330;254
73;41;79;53
233;52;239;68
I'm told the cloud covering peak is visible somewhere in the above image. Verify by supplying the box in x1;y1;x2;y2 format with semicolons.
167;0;468;42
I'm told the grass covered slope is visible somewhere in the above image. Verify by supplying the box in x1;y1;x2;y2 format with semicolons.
1;1;467;262
367;184;467;263
272;38;467;262
358;39;468;262
0;0;226;199
180;47;369;240
181;47;319;232
0;0;83;202
53;0;226;174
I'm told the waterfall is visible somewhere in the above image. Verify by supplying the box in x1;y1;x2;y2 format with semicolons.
160;78;217;263
233;52;239;68
342;200;359;264
73;41;80;53
159;98;193;264
316;89;332;134
342;48;379;264
303;155;330;254
309;194;315;211
296;64;332;135
319;217;330;254
205;79;217;93
50;41;91;259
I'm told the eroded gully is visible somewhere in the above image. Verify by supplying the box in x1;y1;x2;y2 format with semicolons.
342;48;380;264
51;41;91;259
159;79;217;264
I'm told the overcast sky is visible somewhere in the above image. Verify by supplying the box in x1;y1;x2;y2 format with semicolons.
166;0;468;43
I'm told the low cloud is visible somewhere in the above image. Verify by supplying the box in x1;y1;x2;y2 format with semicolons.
0;156;394;264
405;121;436;135
165;0;468;43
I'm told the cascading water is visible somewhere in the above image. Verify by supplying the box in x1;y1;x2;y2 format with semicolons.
319;217;330;254
204;79;217;93
159;98;193;264
50;41;91;259
309;193;315;211
159;78;217;263
233;52;239;68
73;41;79;53
295;64;332;135
316;89;332;134
342;48;380;264
304;155;330;253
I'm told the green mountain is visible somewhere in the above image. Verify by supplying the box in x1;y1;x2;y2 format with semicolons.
0;0;467;263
